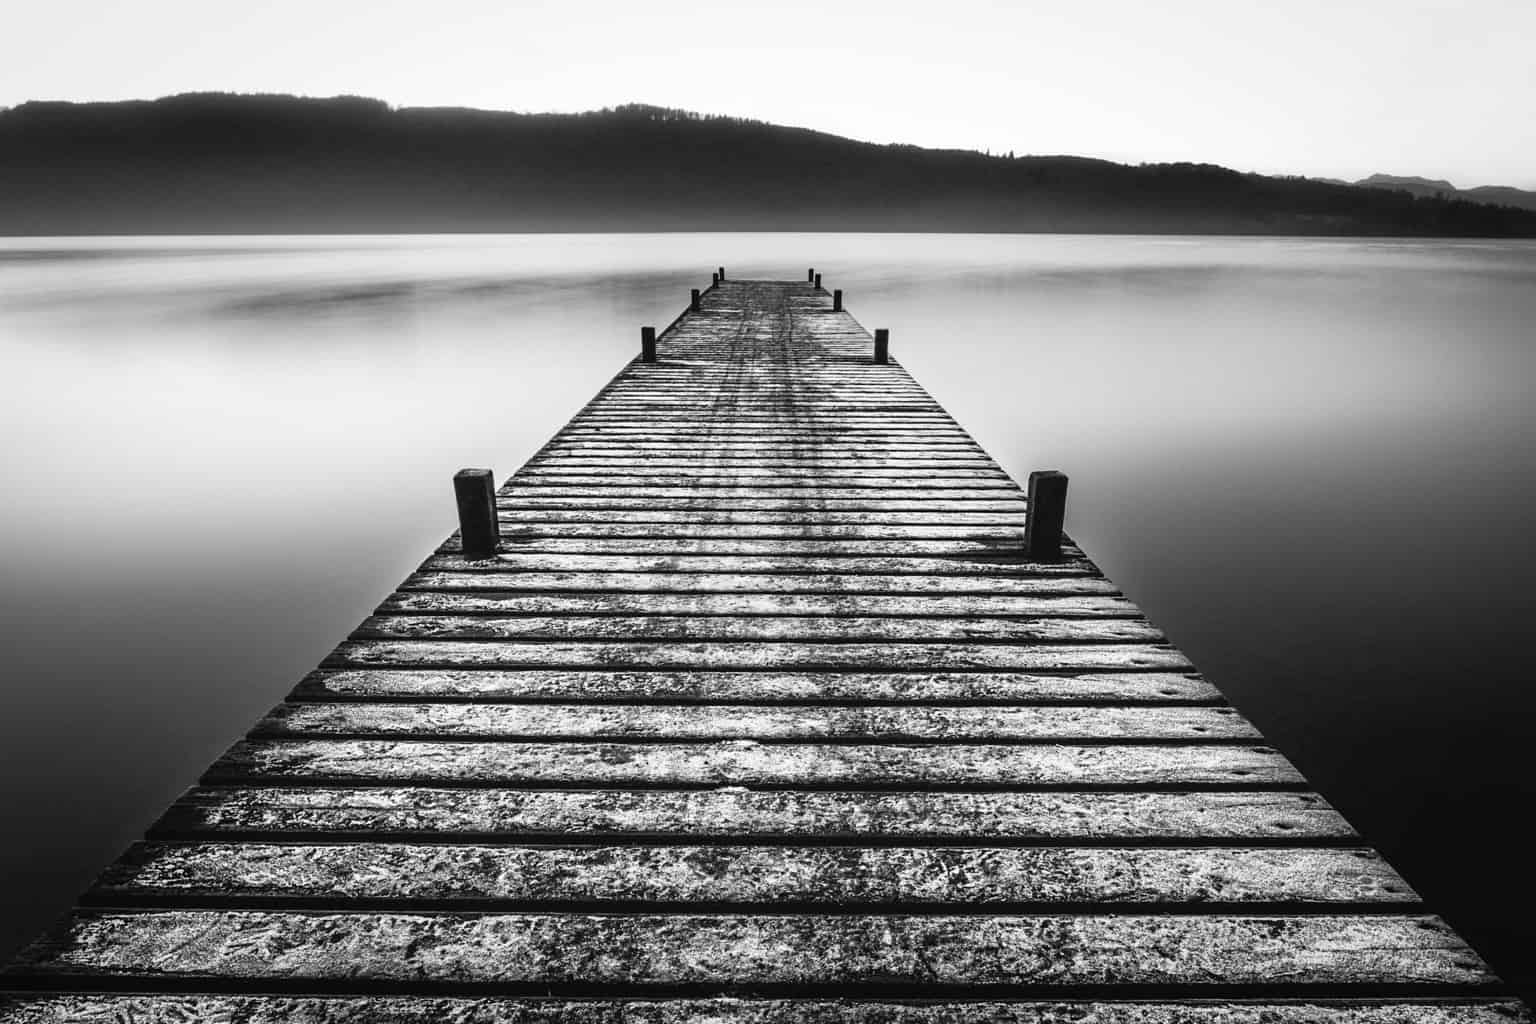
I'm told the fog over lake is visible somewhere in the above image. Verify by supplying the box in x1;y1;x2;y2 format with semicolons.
2;232;1534;995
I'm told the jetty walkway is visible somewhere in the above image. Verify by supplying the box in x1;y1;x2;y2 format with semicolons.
0;276;1523;1022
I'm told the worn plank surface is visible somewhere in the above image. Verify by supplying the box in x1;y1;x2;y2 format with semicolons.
206;740;1301;788
252;703;1258;740
0;279;1514;1020
93;844;1412;905
291;669;1220;703
2;998;1529;1024
153;787;1352;840
12;911;1493;987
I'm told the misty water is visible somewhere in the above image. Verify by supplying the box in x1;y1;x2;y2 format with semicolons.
2;233;1535;993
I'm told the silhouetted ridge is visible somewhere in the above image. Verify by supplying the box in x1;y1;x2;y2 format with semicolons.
2;93;1533;236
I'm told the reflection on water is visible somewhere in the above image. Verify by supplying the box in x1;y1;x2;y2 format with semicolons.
2;233;1535;993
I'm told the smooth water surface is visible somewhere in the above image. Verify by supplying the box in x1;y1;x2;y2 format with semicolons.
2;233;1535;994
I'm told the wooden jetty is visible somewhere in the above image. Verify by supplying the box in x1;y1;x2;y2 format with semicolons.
0;275;1524;1022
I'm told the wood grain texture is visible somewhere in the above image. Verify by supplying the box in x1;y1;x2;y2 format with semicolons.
157;787;1352;840
253;703;1258;740
349;614;1165;644
11;911;1491;986
400;572;1115;595
376;592;1138;617
2;998;1527;1024
415;555;1097;577
95;843;1412;904
207;740;1301;787
292;669;1220;703
325;640;1192;672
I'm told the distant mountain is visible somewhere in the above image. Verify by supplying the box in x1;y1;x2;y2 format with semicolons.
1356;173;1459;197
1354;174;1536;213
2;93;1534;237
1464;186;1536;213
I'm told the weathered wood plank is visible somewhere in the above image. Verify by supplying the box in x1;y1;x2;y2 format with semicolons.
350;615;1165;645
493;511;1029;525
521;457;997;470
254;704;1256;741
505;481;1017;493
402;572;1114;596
207;740;1299;787
493;498;1030;512
549;429;979;438
416;556;1096;578
1;996;1526;1024
492;524;1028;540
294;669;1219;703
326;641;1189;672
157;787;1351;840
529;456;1004;468
378;592;1135;618
537;444;993;457
94;843;1411;904
11;911;1490;986
460;541;1036;558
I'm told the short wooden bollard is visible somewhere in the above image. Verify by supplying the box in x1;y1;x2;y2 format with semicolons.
874;328;889;364
1025;470;1069;561
641;326;657;363
453;468;500;561
807;268;815;282
711;272;719;287
718;266;726;281
833;289;843;312
690;288;701;311
814;273;822;290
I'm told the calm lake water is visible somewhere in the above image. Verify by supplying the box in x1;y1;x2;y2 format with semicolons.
2;233;1535;994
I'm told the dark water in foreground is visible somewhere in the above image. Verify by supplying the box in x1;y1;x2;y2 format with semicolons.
2;233;1535;996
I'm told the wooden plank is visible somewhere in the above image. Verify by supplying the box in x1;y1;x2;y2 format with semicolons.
492;498;1030;512
376;593;1136;617
537;444;993;456
11;911;1490;986
253;704;1257;741
94;843;1412;905
207;740;1300;787
493;511;1030;524
529;455;1004;467
1;996;1526;1024
460;541;1036;558
293;669;1221;703
401;572;1115;596
349;615;1165;645
326;641;1190;672
517;471;1011;484
415;556;1096;577
504;481;1017;493
491;524;1031;539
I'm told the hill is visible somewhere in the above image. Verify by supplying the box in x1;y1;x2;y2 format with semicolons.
1354;174;1536;213
3;93;1534;236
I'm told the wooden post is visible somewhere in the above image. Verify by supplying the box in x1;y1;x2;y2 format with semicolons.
874;328;889;364
711;272;719;287
718;266;726;281
814;273;822;290
641;326;657;363
833;289;843;312
453;468;500;561
1025;470;1069;561
690;288;701;311
808;268;815;282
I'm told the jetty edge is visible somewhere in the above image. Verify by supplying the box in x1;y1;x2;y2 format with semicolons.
0;274;1525;1023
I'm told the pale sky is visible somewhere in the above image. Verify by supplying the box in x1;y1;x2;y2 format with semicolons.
3;0;1532;188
